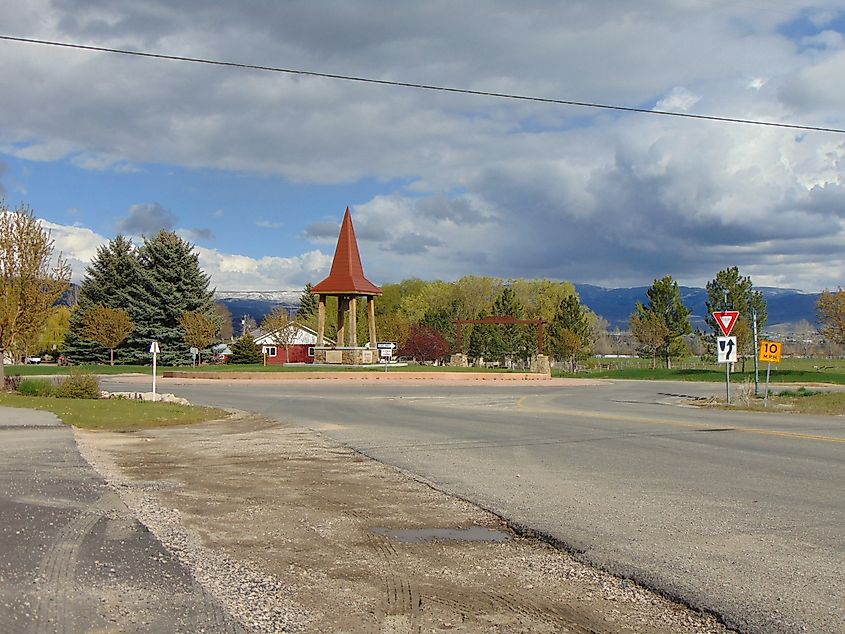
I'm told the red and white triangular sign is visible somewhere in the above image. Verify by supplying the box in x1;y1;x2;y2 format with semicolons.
713;311;740;336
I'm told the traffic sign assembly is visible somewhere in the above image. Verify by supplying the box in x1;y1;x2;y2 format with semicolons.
713;311;740;336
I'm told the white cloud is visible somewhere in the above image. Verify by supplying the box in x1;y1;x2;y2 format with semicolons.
1;1;844;290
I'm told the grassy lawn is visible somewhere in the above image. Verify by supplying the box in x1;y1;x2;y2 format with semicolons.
723;389;845;416
556;357;845;385
0;393;230;431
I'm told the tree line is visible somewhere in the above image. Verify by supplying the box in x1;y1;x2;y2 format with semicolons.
2;200;844;376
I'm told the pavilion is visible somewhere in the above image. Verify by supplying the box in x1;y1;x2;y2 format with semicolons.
310;207;382;364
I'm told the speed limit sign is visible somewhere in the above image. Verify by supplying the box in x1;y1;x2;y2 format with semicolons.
759;340;783;364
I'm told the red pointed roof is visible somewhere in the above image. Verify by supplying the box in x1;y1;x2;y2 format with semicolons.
311;207;382;296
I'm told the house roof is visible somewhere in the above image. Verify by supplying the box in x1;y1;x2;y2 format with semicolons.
311;207;382;296
254;322;334;346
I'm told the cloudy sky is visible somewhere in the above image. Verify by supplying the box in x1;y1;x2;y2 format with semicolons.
1;1;844;292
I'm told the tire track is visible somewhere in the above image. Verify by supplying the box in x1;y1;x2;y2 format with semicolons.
35;494;114;634
363;530;421;634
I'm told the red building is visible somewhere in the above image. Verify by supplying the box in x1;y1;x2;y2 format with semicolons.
253;323;330;364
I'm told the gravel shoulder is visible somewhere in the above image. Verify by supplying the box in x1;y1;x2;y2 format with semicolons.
76;412;732;634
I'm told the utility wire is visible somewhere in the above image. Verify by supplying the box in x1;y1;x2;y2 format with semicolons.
2;34;844;134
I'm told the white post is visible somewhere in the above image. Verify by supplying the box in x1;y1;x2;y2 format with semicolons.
150;341;160;400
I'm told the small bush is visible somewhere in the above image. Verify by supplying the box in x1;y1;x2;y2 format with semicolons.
17;378;56;397
777;386;821;398
3;375;22;392
56;371;100;399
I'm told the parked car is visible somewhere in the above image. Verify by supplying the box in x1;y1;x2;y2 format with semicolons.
24;356;42;364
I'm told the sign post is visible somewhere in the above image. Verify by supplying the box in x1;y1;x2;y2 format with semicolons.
190;346;199;368
149;341;160;399
759;340;783;407
714;311;740;404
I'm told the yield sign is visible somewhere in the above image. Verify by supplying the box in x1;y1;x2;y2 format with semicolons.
713;311;740;336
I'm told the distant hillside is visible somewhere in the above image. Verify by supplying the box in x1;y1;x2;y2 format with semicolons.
575;284;821;332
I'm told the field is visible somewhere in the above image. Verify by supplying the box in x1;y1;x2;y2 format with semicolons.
558;356;845;385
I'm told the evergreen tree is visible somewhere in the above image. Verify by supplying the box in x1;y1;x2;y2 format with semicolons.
704;266;767;370
548;294;593;372
63;235;141;364
124;231;215;365
489;286;532;367
229;332;263;364
630;275;691;369
298;283;319;319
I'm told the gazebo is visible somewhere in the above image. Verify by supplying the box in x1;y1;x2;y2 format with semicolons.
310;207;382;364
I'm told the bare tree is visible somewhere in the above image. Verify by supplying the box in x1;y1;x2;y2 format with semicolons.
261;307;299;364
0;204;71;386
83;304;134;365
180;310;219;364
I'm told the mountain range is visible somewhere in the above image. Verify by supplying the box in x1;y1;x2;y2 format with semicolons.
215;286;822;334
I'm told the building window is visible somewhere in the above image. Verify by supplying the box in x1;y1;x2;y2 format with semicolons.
263;346;277;357
307;346;315;357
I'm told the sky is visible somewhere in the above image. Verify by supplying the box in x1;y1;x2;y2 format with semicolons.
1;1;844;293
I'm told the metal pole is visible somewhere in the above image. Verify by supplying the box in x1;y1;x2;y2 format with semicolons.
725;358;731;404
752;308;759;396
764;362;771;407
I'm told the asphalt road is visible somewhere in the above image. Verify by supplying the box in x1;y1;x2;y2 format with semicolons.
104;376;845;634
0;405;243;633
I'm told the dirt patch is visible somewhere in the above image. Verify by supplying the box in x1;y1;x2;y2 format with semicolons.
77;414;730;634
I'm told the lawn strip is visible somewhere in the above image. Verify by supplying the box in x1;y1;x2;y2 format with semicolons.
0;394;230;431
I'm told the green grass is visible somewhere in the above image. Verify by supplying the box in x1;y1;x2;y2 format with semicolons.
728;391;845;416
555;356;845;385
0;393;230;431
4;364;153;376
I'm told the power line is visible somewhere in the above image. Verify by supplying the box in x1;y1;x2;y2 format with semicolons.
2;33;844;135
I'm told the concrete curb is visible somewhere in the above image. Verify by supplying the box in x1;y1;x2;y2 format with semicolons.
163;370;553;382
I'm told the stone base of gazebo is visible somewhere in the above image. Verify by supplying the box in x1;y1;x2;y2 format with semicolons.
314;346;378;365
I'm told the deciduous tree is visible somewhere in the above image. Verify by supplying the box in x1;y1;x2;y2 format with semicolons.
260;307;299;363
399;325;450;364
0;204;70;385
83;304;134;365
180;310;219;364
817;288;845;346
630;310;670;369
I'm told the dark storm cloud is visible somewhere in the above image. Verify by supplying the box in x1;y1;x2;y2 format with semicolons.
386;232;442;255
117;202;177;234
302;221;340;240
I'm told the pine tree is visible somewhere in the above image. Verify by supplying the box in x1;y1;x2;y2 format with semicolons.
122;231;215;365
704;266;767;370
298;283;319;319
630;275;691;369
490;286;532;367
63;235;140;364
229;332;263;364
549;294;593;373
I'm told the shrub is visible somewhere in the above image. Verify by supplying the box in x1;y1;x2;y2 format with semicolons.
56;371;100;399
17;378;56;397
3;375;22;392
229;333;264;364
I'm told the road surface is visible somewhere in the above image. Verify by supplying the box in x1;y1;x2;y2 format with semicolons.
104;376;845;634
